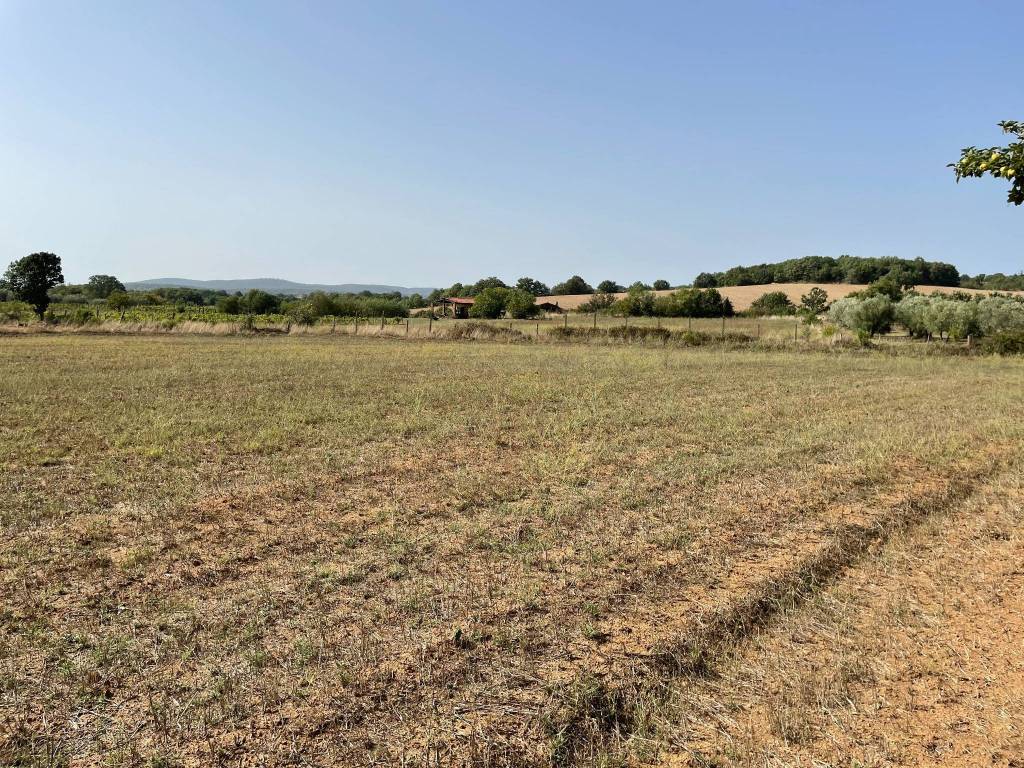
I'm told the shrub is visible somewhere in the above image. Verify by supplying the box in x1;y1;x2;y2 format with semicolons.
981;330;1024;355
69;306;100;326
576;292;616;313
286;301;319;325
606;326;670;342
443;322;527;342
653;288;733;318
611;288;656;316
747;291;796;317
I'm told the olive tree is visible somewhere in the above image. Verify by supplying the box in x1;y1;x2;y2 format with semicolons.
895;295;931;337
977;296;1024;335
829;296;894;338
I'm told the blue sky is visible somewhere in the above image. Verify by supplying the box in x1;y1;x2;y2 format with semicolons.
1;1;1021;287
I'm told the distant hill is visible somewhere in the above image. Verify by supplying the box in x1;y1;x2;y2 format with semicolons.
126;277;436;297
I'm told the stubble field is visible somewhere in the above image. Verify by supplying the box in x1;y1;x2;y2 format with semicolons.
2;334;1022;766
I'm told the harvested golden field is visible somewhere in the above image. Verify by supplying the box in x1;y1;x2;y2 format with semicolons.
2;335;1023;766
657;464;1024;767
538;283;1024;312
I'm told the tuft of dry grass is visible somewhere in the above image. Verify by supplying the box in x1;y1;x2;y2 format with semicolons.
651;468;1024;767
1;335;1022;766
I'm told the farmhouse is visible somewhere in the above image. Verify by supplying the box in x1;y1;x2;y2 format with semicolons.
437;296;475;319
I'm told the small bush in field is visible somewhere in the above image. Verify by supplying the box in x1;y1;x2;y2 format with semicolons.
606;326;671;342
444;322;527;342
981;330;1024;355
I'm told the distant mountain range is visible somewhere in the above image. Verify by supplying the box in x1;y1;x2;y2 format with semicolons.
125;277;436;297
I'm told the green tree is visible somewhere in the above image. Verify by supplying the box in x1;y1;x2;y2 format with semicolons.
308;292;337;318
748;291;796;316
515;277;549;296
596;280;624;293
799;286;829;315
469;277;507;295
951;121;1024;205
468;287;510;319
859;276;905;302
551;275;593;295
577;292;617;312
692;272;719;288
1;252;64;318
613;286;656;316
86;274;125;299
653;287;733;317
504;288;540;318
106;290;137;317
652;279;671;290
217;295;242;314
240;289;280;314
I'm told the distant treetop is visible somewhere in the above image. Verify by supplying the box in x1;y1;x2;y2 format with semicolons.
551;275;593;295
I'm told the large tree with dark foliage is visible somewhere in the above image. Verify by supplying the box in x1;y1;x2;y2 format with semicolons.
551;275;593;295
86;274;125;299
515;277;550;296
1;252;64;318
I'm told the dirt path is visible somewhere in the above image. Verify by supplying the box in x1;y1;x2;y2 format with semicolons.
657;470;1024;767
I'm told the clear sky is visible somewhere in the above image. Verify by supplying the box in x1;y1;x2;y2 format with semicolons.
1;1;1021;287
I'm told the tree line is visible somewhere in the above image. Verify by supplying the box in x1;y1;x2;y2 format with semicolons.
691;255;964;289
430;275;673;300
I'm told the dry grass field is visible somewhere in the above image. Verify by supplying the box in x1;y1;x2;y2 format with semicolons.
538;283;1024;312
2;334;1023;766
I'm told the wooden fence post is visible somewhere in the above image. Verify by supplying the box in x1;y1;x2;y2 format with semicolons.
380;312;385;330
593;312;597;329
721;315;725;337
406;318;409;336
794;321;798;341
428;315;432;334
